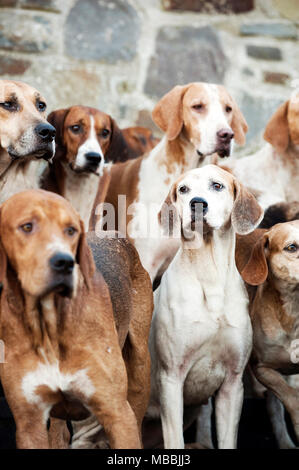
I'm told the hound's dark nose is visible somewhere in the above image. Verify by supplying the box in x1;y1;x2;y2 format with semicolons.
217;128;234;143
35;123;56;142
85;152;102;164
190;197;208;216
50;253;74;275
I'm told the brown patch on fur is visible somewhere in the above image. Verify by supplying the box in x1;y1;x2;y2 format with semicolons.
264;101;289;153
232;179;264;235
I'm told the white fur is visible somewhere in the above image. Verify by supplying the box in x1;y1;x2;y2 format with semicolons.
126;84;237;281
61;163;99;230
22;360;95;421
196;84;233;157
75;116;104;171
148;166;254;449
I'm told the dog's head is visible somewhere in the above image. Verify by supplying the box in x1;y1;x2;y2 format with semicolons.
152;82;248;159
47;105;128;174
0;190;94;298
264;91;299;154
241;220;299;286
0;80;55;161
158;164;263;240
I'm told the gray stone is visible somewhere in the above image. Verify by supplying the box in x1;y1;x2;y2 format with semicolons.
241;92;284;143
240;22;297;39
246;45;282;61
64;0;140;63
20;0;61;12
0;12;53;53
145;26;228;99
162;0;254;13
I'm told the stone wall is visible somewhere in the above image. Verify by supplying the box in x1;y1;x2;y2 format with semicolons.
0;0;298;155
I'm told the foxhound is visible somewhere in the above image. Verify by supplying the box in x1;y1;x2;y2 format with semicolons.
222;91;299;210
148;164;263;449
44;106;157;228
239;220;299;449
0;80;55;203
94;82;248;282
0;190;153;449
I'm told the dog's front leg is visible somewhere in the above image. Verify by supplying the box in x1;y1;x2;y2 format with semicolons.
159;372;184;449
254;365;299;442
196;398;214;448
215;374;244;449
266;391;297;449
90;399;141;449
14;411;49;449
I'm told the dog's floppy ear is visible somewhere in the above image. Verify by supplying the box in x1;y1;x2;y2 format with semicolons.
76;220;95;289
232;179;264;235
158;183;179;236
47;108;70;150
152;84;190;141
264;101;289;153
241;233;269;286
0;208;7;292
105;117;129;163
230;99;248;146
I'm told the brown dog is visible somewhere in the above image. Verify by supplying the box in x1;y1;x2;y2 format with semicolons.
71;232;153;448
44;106;158;228
0;80;55;204
238;221;299;448
0;190;143;449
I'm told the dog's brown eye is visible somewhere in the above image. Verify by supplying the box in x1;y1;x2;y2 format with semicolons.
225;105;232;113
65;226;77;236
70;125;81;134
20;223;33;233
37;101;46;112
101;129;110;138
212;182;224;191
284;244;297;253
179;185;189;194
192;104;204;112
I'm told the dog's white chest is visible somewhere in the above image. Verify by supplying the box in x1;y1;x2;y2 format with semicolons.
22;362;95;407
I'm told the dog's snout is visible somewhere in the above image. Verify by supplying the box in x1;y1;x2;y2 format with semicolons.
190;197;208;215
50;252;74;275
85;152;102;164
217;128;234;143
35;123;56;142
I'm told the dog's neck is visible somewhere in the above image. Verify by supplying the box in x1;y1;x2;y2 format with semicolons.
268;276;299;336
138;135;199;206
57;160;100;230
0;147;47;204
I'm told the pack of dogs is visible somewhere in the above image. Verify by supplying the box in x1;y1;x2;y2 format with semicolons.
0;79;298;449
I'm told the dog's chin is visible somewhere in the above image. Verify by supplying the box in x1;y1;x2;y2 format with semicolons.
43;279;74;298
7;145;54;161
215;146;231;158
70;162;100;175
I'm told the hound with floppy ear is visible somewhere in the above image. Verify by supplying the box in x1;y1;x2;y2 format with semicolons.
0;79;56;204
147;164;263;449
43;105;157;229
238;220;299;449
98;82;248;282
0;189;140;449
222;91;299;210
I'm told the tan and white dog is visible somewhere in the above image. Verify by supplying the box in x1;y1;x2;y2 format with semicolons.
148;165;263;449
239;221;299;449
97;83;248;282
223;91;299;210
0;80;55;203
